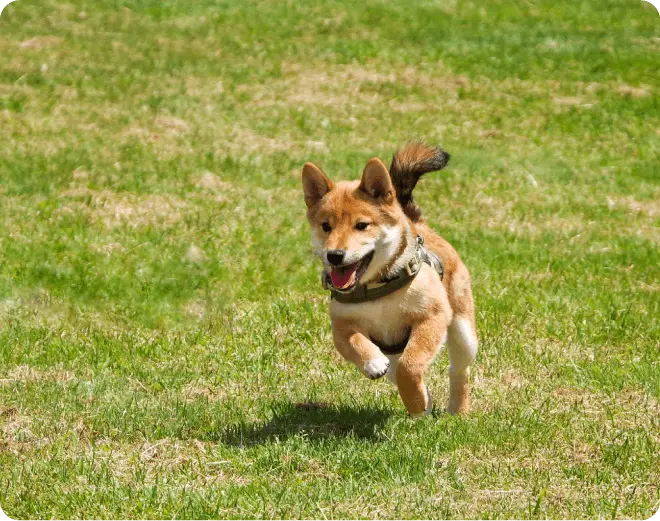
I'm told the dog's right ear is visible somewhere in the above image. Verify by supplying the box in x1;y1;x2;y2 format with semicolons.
302;162;334;208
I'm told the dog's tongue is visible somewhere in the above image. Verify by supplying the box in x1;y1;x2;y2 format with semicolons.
331;263;359;289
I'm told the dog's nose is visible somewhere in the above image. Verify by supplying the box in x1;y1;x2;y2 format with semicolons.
326;250;345;266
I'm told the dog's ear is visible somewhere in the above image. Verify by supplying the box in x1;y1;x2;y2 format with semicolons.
359;157;394;203
302;162;334;208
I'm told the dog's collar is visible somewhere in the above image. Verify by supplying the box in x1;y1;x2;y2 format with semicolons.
322;235;444;304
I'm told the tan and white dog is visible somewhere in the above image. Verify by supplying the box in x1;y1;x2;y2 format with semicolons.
302;142;478;416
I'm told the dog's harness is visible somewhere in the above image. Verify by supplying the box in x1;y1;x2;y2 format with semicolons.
321;235;444;354
322;235;444;303
370;328;412;355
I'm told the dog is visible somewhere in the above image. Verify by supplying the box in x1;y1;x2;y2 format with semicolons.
301;142;478;416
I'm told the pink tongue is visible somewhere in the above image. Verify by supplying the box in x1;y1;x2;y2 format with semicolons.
330;263;358;289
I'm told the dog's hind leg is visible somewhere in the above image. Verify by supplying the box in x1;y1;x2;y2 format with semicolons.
446;314;478;414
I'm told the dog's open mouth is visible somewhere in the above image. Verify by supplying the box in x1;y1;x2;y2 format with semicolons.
329;251;374;291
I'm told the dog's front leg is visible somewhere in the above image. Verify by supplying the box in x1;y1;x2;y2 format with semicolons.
396;315;448;417
331;318;389;380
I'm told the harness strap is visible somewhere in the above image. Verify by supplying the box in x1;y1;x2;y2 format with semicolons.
370;328;411;355
324;235;444;304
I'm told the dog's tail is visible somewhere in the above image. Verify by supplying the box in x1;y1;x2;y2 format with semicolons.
389;141;450;222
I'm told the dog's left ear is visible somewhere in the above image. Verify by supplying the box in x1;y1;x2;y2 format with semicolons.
359;157;394;202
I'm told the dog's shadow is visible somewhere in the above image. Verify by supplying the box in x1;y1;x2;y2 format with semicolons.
220;401;391;446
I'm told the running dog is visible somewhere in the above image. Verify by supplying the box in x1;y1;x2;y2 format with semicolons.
301;142;478;416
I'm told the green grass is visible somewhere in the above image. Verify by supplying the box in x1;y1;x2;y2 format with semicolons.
0;0;659;518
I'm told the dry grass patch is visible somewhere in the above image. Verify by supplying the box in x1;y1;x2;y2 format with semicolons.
19;36;63;50
221;127;291;155
500;215;589;237
472;192;587;238
615;84;651;98
90;242;125;256
120;126;154;140
455;77;651;111
59;187;190;229
50;438;252;490
3;364;75;384
258;66;378;108
547;385;657;432
278;67;356;106
181;382;228;403
0;289;78;329
193;171;233;192
183;245;208;264
552;95;594;107
468;189;660;241
154;115;191;136
607;195;660;218
631;36;660;51
0;409;44;453
272;63;470;109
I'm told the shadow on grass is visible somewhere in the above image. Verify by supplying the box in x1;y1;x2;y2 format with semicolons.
220;401;392;446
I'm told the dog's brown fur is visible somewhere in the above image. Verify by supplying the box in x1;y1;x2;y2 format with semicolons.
302;143;478;416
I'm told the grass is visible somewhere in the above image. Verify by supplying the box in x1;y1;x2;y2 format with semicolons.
0;0;658;518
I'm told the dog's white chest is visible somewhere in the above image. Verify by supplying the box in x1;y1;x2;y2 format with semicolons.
332;297;407;345
329;265;441;345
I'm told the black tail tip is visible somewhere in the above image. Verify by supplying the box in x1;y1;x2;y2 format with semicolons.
388;141;451;222
433;148;450;171
390;142;451;179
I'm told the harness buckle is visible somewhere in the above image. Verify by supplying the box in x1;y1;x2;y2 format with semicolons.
404;235;425;277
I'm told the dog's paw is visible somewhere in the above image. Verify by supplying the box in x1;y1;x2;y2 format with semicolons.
363;358;390;380
408;387;433;418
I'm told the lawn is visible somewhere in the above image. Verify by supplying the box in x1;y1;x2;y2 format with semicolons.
0;0;659;518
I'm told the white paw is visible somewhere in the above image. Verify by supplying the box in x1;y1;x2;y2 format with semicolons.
363;358;390;380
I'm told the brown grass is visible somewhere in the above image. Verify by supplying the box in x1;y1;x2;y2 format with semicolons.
19;36;64;50
59;187;190;229
194;171;233;192
2;364;75;384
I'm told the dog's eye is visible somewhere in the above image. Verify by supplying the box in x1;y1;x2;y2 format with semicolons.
355;222;369;231
321;222;332;232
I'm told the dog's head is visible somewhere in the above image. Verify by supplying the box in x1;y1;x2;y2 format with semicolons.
302;158;410;291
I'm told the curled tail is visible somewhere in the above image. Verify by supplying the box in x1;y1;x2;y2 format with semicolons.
389;142;450;222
